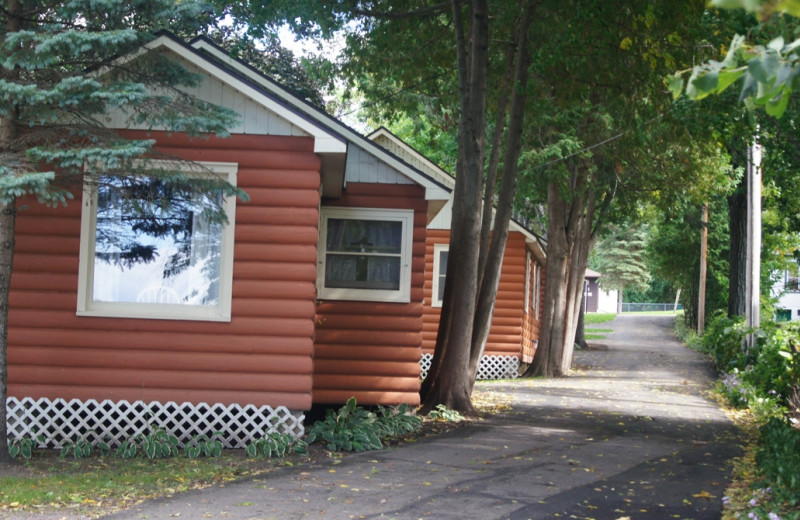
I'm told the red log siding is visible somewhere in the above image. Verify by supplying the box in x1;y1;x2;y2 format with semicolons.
314;183;426;406
521;258;545;364
7;132;321;411
422;230;530;359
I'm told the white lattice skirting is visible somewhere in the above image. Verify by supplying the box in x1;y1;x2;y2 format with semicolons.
419;354;519;380
6;397;304;449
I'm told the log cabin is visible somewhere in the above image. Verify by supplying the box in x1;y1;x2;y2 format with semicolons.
5;33;451;448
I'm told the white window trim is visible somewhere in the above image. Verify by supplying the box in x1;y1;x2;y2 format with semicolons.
533;261;541;317
431;243;449;308
77;161;238;322
317;206;414;303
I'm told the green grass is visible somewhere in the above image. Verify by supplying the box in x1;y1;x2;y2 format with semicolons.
0;452;302;516
584;313;616;325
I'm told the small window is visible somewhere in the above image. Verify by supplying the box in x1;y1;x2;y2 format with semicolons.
77;161;237;321
524;252;531;314
432;244;449;307
317;207;413;302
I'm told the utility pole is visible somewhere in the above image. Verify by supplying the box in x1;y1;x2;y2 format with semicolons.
745;138;762;348
698;202;708;334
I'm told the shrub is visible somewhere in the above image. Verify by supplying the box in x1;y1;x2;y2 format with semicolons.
183;432;224;458
756;418;800;507
117;424;180;459
701;312;749;371
246;432;308;458
60;435;110;459
750;322;800;402
428;404;465;422
305;397;422;452
8;434;45;459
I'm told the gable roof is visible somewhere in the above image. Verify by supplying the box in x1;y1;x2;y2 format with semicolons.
585;268;602;279
116;32;451;202
180;33;450;201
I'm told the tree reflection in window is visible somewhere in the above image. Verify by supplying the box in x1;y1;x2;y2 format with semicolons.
92;176;222;306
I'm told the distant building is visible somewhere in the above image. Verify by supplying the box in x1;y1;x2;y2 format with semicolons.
584;269;618;314
774;259;800;321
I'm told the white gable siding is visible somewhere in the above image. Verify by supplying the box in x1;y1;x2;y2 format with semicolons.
428;199;453;230
371;135;439;181
345;144;414;185
104;52;309;137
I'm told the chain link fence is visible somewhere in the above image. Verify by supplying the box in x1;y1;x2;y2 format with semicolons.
621;302;683;313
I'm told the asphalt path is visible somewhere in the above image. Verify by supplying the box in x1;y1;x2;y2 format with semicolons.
100;314;741;520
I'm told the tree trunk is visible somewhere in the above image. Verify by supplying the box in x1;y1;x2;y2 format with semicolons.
0;200;17;464
420;0;489;414
468;2;534;388
574;293;589;350
728;179;747;317
0;0;21;465
522;171;596;378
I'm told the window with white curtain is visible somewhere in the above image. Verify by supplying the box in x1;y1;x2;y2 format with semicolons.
318;207;413;302
77;161;237;321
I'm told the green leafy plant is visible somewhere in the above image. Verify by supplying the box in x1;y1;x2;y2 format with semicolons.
756;417;800;506
701;312;750;371
304;398;422;452
60;435;110;459
305;397;382;452
375;404;422;437
245;432;308;458
117;424;180;459
428;404;464;422
8;433;45;459
183;431;224;458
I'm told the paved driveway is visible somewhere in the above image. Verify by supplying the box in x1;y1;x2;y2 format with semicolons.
101;314;741;520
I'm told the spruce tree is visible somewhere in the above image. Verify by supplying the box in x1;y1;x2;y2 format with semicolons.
0;0;241;463
592;226;651;314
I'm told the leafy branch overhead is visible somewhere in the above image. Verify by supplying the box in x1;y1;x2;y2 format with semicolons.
669;0;800;117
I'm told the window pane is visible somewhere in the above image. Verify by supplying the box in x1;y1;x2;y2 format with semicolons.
437;250;448;302
326;218;402;254
325;254;400;290
92;177;222;306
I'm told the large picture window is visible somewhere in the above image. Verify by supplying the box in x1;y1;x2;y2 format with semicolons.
77;161;237;321
318;207;413;302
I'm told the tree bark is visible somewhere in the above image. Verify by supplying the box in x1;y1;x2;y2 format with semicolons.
469;2;534;388
728;179;747;317
522;166;596;378
420;0;489;414
0;0;21;465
